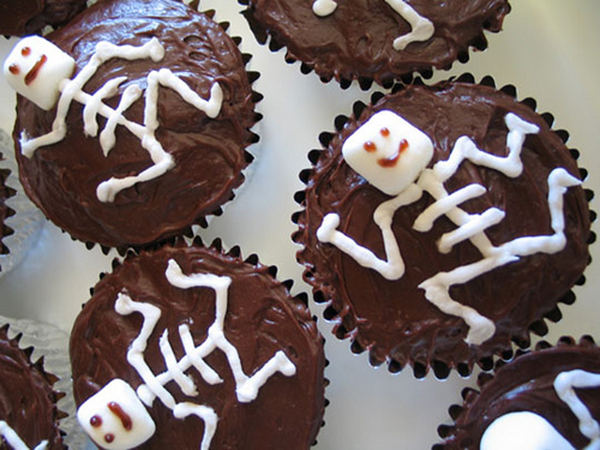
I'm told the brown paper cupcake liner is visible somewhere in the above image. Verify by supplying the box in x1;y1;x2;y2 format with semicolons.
434;335;600;449
0;129;44;275
73;237;328;449
238;0;510;90
292;73;595;379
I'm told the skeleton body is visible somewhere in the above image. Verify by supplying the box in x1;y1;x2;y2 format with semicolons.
77;259;296;450
317;110;581;345
4;36;223;203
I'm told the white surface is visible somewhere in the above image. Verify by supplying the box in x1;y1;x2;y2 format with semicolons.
0;1;599;449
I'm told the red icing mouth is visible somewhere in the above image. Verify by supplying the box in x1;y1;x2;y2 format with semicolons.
24;54;47;86
377;139;409;167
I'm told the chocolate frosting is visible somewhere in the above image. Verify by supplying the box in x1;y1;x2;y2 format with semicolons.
0;0;87;36
242;0;510;85
294;79;591;376
70;242;326;449
13;0;257;249
437;336;600;449
0;324;65;450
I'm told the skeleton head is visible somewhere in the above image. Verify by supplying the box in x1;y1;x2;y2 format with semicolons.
3;36;75;111
342;110;434;196
77;379;156;450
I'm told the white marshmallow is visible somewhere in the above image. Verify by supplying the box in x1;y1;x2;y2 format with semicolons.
342;110;434;196
3;36;75;111
77;379;156;450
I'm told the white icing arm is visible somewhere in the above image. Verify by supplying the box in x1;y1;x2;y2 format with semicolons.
0;421;48;450
385;0;434;51
554;370;600;447
173;403;218;450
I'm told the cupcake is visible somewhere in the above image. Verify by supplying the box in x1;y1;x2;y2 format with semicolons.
240;0;511;88
0;151;15;260
0;0;87;37
70;239;326;449
293;75;593;378
0;323;66;449
3;0;260;251
435;335;600;449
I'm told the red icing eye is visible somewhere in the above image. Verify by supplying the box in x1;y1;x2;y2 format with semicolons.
380;127;390;137
399;139;409;152
104;434;115;444
90;415;103;428
363;141;377;152
21;47;31;56
8;64;19;75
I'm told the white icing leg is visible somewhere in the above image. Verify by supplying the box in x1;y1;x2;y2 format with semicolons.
317;183;422;280
173;403;218;450
384;0;434;51
554;370;600;448
503;168;582;257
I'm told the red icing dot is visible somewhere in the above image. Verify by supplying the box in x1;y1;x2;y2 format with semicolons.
380;127;390;137
8;64;19;75
21;46;31;56
363;141;377;152
399;139;409;152
104;433;115;444
90;415;103;428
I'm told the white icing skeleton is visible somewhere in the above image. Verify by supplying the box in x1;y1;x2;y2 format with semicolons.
0;421;48;450
317;110;581;345
481;370;600;450
77;259;296;450
3;36;223;203
312;0;434;51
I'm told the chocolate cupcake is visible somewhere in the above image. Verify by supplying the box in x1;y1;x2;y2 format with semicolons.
293;75;593;378
0;0;87;37
0;152;15;261
3;0;260;251
70;239;326;449
240;0;511;88
0;323;66;449
435;335;600;449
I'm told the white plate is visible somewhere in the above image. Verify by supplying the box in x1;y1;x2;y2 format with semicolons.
0;1;599;448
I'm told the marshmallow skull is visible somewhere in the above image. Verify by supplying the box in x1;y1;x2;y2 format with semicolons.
342;110;434;196
3;36;75;111
77;379;156;449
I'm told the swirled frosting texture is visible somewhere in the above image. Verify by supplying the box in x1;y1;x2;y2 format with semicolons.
294;80;591;376
0;324;65;449
70;243;326;449
0;0;87;36
242;0;511;84
13;0;257;249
